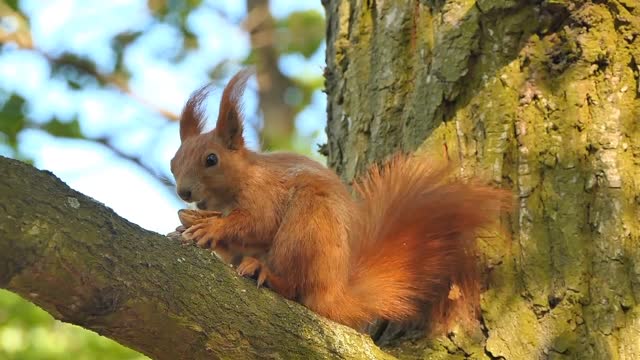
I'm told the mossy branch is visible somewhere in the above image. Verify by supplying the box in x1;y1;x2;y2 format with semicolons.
0;156;393;360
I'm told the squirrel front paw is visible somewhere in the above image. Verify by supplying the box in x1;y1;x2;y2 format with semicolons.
178;209;222;228
182;220;222;249
236;257;268;287
166;225;186;242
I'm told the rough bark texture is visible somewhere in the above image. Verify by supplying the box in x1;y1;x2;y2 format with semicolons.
324;0;640;359
0;156;395;360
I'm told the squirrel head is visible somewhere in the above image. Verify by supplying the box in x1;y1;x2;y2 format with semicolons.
170;69;252;212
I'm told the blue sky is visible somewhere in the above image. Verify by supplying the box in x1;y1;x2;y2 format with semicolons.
1;0;326;233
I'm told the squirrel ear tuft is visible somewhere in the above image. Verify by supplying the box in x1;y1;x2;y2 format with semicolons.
179;84;210;142
214;68;252;150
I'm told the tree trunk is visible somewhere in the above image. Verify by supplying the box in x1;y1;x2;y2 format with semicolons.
324;0;640;359
0;156;394;360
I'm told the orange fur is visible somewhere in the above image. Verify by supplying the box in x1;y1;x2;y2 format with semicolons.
170;70;512;331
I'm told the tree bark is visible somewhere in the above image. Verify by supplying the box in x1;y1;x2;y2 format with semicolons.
324;0;640;359
0;156;394;360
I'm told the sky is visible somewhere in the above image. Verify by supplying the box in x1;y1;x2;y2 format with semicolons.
0;0;326;234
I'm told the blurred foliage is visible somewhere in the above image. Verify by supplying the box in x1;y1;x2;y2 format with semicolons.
0;290;147;359
276;10;324;58
0;0;325;358
0;94;25;149
147;0;202;53
0;0;326;159
3;0;18;11
40;118;83;139
0;2;31;48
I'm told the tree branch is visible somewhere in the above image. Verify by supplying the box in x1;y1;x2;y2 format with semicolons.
0;156;393;360
35;47;180;122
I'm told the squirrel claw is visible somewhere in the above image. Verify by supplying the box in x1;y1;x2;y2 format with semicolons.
236;257;260;276
166;225;187;241
256;270;267;288
237;257;268;288
182;222;219;249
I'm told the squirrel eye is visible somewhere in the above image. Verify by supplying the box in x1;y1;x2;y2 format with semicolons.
205;153;218;167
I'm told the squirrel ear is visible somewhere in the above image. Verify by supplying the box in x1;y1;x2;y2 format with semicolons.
179;84;210;142
214;68;252;150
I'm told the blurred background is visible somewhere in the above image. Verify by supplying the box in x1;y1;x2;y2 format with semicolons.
0;0;326;358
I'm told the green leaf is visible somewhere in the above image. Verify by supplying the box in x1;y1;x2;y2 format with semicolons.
147;0;168;16
66;78;83;90
181;26;199;50
4;0;19;11
0;94;26;148
113;31;143;50
40;118;83;139
51;53;99;78
276;10;325;58
50;53;102;88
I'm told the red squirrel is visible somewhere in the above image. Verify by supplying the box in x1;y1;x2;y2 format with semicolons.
169;69;510;331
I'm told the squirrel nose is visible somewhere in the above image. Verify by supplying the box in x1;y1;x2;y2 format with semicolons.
178;188;192;202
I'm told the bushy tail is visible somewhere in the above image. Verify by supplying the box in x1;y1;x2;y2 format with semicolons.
345;155;511;330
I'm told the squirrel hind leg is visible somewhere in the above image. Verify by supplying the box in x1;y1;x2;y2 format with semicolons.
236;256;297;299
266;185;361;325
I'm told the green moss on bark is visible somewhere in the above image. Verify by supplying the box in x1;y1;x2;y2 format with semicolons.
325;0;640;358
